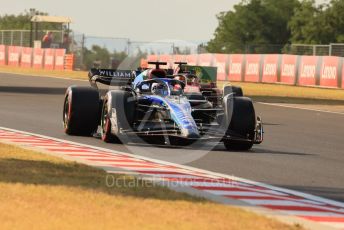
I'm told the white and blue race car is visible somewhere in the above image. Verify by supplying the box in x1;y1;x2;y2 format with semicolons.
63;62;263;150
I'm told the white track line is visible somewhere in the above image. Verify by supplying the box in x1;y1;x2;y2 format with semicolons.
259;102;344;116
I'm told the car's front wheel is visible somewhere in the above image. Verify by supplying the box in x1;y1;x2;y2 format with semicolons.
63;86;100;136
222;96;256;151
101;90;135;143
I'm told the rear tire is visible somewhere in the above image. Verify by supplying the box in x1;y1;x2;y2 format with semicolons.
223;96;255;151
63;86;100;136
223;85;243;97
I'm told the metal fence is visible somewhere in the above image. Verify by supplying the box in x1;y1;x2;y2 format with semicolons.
70;33;202;70
329;43;344;57
285;44;331;56
3;29;344;70
0;30;64;47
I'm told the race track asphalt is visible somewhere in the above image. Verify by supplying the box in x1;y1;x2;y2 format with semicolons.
1;72;344;202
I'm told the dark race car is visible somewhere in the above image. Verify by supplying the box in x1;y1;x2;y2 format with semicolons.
63;62;263;150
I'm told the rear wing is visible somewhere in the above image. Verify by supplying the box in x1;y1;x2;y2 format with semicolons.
88;68;136;86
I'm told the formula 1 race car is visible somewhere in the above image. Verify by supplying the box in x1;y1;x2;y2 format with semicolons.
63;62;263;150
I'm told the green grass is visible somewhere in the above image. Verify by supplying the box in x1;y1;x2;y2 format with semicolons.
218;81;344;105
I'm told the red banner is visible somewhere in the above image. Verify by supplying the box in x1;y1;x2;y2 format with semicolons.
228;54;243;81
33;48;44;69
8;46;21;67
0;45;5;65
280;55;298;85
320;56;340;88
262;55;279;83
159;54;173;68
298;56;318;86
198;53;213;67
245;54;261;82
20;47;32;68
54;49;66;70
186;54;197;66
172;55;186;69
342;63;344;89
214;54;227;81
147;55;158;62
44;49;55;70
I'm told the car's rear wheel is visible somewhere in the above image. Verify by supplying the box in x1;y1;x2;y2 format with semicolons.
63;86;100;136
223;96;255;151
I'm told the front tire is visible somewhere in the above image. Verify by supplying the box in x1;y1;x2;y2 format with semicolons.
101;90;135;143
63;86;100;136
223;96;255;151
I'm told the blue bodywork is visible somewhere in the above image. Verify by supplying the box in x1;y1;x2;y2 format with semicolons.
133;74;200;138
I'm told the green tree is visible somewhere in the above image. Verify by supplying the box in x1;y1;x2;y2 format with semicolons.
207;0;300;53
0;9;60;30
325;0;344;43
289;0;344;44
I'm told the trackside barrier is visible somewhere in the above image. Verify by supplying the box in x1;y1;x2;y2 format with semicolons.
320;56;340;88
213;54;227;81
280;55;298;85
141;53;344;89
244;54;261;82
172;55;185;69
20;47;33;68
44;49;55;70
228;54;244;81
7;46;21;67
33;48;44;69
54;49;66;70
298;56;318;86
1;45;72;70
342;63;344;89
262;54;279;83
186;54;198;66
199;53;214;68
64;54;74;71
0;45;5;65
158;54;173;68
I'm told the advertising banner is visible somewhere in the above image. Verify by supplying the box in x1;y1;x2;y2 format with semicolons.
280;55;298;85
198;53;213;67
262;55;279;83
185;54;197;66
20;47;33;68
44;48;55;70
0;45;5;65
213;54;227;81
298;56;318;86
158;54;173;68
228;54;243;81
55;49;66;70
320;56;340;88
244;54;261;82
8;46;21;66
33;48;44;69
